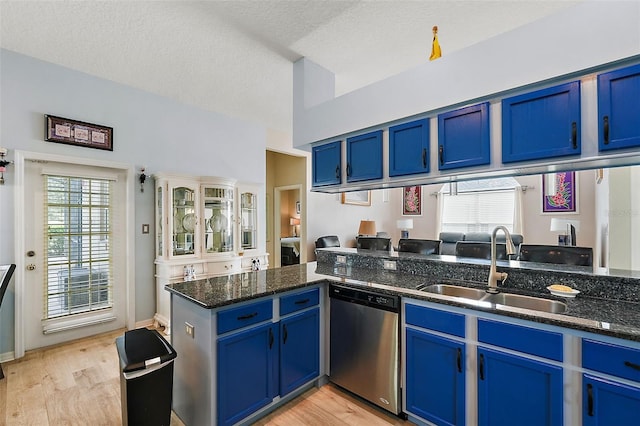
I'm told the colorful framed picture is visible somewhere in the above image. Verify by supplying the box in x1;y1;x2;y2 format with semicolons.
341;191;371;206
45;115;113;151
402;186;422;216
542;171;578;213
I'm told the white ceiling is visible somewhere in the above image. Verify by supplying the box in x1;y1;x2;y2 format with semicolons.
0;0;583;135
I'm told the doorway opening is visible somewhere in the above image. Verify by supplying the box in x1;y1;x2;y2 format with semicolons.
274;185;303;267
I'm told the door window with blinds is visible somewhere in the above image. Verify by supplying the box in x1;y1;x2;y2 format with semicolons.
440;178;519;233
45;175;112;319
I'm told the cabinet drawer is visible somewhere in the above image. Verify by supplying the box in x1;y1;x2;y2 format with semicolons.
208;258;242;276
478;319;563;361
583;339;640;382
280;288;319;316
405;304;465;338
217;299;273;334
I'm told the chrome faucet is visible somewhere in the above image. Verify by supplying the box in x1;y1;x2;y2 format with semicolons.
487;226;517;294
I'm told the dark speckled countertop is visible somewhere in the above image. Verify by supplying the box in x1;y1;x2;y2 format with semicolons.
166;263;329;309
166;257;640;343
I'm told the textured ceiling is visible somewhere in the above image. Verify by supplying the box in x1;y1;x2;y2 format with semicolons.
0;0;582;134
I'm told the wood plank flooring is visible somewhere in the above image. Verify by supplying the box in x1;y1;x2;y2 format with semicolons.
0;329;414;426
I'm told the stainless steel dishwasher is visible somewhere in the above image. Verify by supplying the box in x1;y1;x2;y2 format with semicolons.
329;283;401;415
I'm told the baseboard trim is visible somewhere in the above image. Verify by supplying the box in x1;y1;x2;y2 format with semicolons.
135;318;155;329
0;350;15;363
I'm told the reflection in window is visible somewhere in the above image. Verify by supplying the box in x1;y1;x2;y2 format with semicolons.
440;178;521;233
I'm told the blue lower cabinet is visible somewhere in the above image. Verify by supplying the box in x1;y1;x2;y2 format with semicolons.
217;322;279;426
477;347;563;426
280;308;320;396
583;374;640;426
406;328;465;426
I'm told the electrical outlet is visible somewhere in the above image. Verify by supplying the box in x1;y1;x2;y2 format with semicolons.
336;255;347;264
185;322;194;338
383;260;397;270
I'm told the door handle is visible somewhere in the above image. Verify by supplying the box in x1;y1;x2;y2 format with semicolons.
269;327;274;349
624;360;640;371
603;115;609;145
586;383;594;416
438;145;444;166
479;353;485;380
456;348;462;373
571;122;577;149
282;324;288;344
26;264;36;271
422;148;427;168
335;165;340;179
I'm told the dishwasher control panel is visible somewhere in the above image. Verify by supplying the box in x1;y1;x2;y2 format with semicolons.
329;284;399;312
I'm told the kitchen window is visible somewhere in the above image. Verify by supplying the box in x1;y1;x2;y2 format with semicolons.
439;178;522;234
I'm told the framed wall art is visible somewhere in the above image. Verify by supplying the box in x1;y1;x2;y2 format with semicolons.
542;171;578;213
402;185;422;216
341;191;371;206
45;115;113;151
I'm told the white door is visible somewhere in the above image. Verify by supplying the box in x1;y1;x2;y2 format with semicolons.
23;160;127;350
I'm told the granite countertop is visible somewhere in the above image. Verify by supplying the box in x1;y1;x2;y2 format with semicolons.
166;262;640;343
166;262;329;309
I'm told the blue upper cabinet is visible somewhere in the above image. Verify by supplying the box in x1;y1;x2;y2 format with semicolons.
312;141;341;187
389;119;429;177
438;102;490;170
346;130;383;182
598;63;640;151
502;81;581;163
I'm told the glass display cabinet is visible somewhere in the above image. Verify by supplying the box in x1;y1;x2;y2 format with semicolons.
154;174;268;334
239;189;257;251
172;185;197;257
203;185;234;254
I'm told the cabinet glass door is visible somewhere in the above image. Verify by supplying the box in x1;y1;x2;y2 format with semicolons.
240;191;257;250
203;186;234;254
172;186;196;256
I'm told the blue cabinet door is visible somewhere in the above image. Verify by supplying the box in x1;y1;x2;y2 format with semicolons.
438;102;490;170
583;374;640;426
280;308;320;396
312;141;341;187
217;323;278;426
502;81;580;163
406;328;465;426
389;119;429;177
477;347;563;426
346;130;383;182
598;63;640;151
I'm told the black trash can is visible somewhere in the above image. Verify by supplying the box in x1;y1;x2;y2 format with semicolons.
116;328;177;426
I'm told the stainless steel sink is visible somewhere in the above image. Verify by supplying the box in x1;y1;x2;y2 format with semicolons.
424;284;487;300
483;292;567;314
423;284;567;314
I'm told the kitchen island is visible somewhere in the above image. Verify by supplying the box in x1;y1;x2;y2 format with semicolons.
167;251;640;425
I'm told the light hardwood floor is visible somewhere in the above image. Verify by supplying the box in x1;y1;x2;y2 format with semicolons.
1;329;414;426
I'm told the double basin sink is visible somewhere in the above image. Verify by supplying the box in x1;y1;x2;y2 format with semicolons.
421;284;567;314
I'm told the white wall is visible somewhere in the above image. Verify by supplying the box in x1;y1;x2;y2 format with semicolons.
294;1;640;147
608;166;640;271
0;49;266;356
